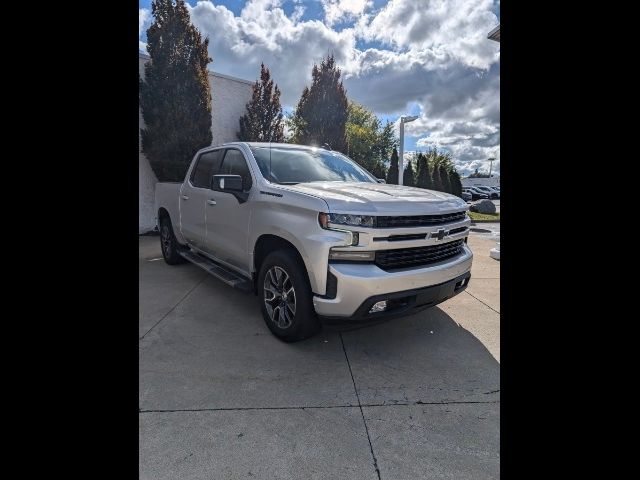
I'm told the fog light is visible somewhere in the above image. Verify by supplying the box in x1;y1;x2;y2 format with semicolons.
369;300;388;313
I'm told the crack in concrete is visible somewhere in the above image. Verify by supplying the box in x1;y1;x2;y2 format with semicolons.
340;332;383;480
464;290;500;314
139;274;207;341
138;399;501;414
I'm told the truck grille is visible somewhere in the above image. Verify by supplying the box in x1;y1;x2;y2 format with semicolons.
375;239;465;271
375;211;466;228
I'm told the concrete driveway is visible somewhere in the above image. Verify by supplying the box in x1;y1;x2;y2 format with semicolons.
139;233;500;479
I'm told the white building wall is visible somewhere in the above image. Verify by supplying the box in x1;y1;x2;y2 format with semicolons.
138;53;253;233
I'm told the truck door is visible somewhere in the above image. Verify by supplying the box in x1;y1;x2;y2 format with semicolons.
205;147;254;273
179;149;223;249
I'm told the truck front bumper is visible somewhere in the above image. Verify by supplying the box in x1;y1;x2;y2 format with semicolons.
312;245;473;320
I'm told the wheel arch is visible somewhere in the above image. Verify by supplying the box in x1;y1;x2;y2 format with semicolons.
157;207;185;246
253;234;311;292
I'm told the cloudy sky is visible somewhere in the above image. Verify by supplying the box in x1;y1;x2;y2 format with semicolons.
139;0;500;176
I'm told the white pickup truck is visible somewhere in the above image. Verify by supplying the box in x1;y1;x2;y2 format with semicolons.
155;142;473;342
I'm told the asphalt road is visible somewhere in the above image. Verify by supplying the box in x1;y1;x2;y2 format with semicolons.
139;234;500;479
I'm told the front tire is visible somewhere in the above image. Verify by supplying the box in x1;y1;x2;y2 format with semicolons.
258;249;320;342
159;216;186;265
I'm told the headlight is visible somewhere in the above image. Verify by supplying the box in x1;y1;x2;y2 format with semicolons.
318;212;375;229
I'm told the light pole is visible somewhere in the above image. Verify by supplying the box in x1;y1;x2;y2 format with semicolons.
488;157;495;177
398;115;419;185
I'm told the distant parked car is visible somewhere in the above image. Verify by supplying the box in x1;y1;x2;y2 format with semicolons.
460;191;472;202
464;187;489;200
484;186;500;197
473;186;500;199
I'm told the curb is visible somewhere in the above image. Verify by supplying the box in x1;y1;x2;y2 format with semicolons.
470;219;500;223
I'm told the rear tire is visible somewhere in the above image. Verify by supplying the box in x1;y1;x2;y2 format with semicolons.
159;216;186;265
258;249;320;342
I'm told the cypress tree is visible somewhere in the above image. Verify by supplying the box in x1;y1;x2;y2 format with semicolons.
449;169;463;197
439;164;451;193
238;63;284;142
140;0;212;182
386;147;399;184
416;153;430;188
292;55;348;152
403;160;415;186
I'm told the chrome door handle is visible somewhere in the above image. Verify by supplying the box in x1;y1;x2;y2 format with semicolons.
207;199;217;205
181;195;189;200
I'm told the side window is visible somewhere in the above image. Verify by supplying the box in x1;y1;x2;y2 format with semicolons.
191;150;223;188
220;149;253;191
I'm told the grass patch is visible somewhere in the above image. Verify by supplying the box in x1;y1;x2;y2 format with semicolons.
468;211;500;221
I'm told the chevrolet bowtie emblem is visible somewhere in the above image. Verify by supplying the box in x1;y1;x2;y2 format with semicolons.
432;229;447;240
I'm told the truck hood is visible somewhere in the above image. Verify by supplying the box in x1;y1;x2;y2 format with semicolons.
282;181;468;215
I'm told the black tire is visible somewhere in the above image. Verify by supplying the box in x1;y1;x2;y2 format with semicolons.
159;216;187;265
258;249;320;342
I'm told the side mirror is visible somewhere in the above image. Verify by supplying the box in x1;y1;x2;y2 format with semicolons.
212;174;243;192
377;178;386;184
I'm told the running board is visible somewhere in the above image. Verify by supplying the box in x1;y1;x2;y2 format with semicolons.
179;250;253;292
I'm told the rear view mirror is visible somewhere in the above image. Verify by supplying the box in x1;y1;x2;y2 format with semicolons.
211;174;249;204
212;174;243;192
377;178;386;183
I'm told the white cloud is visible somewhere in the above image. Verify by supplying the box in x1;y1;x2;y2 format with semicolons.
291;5;305;23
357;0;499;70
322;0;372;26
188;0;359;106
139;8;151;37
141;0;500;169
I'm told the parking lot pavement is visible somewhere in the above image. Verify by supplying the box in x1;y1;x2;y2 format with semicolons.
139;234;500;479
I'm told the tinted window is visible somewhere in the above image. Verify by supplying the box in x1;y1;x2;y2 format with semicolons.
191;150;223;188
250;147;376;184
220;149;252;191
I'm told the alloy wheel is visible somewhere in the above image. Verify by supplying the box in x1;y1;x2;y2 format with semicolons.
263;266;296;329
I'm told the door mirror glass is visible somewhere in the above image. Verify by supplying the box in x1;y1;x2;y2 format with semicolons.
212;174;243;192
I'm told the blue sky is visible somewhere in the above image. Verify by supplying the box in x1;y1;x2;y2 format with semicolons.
139;1;500;176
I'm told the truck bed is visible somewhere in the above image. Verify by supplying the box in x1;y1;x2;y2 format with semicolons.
154;182;182;231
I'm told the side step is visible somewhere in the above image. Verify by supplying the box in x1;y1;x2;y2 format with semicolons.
179;250;253;292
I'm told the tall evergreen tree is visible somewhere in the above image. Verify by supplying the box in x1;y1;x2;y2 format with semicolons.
416;153;430;189
237;63;284;142
403;160;415;187
291;55;348;152
439;164;451;193
386;147;399;184
140;0;212;182
449;169;463;197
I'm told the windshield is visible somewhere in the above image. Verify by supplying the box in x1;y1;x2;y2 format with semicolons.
250;146;377;184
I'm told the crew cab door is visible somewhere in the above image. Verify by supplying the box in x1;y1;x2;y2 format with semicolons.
179;149;223;249
205;147;254;273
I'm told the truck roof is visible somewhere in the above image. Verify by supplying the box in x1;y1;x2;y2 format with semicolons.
221;142;331;150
